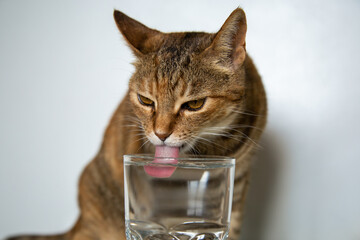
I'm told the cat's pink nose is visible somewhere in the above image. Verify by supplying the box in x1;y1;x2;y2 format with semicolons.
155;132;171;142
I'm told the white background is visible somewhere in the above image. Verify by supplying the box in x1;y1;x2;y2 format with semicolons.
1;0;359;240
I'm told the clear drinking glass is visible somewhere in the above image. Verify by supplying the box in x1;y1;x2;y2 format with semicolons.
123;154;235;240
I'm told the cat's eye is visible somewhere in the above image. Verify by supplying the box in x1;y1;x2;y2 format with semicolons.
138;94;154;107
182;98;206;111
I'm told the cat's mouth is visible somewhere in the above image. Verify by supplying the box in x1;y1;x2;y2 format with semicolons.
154;143;188;155
154;145;180;158
147;132;194;154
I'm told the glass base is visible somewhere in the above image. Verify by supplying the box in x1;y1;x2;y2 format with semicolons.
126;220;229;240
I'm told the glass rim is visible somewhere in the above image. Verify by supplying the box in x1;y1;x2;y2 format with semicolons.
124;154;235;168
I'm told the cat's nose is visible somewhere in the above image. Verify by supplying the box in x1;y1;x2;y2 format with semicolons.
155;131;171;142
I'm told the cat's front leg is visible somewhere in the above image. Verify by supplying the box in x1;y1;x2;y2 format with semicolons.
228;172;250;240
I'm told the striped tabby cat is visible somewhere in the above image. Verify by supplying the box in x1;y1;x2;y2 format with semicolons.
8;8;266;240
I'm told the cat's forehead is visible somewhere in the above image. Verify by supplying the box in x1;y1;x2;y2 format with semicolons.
156;32;214;69
132;33;211;90
130;31;240;101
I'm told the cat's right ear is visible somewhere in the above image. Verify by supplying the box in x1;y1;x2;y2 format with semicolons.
113;10;164;57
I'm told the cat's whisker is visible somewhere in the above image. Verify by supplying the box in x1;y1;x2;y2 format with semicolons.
195;135;231;152
118;125;145;134
136;139;150;153
206;124;264;132
132;136;148;145
126;127;144;131
196;138;227;152
133;132;147;137
230;110;263;117
123;124;142;127
113;117;143;129
183;138;200;155
122;122;142;128
129;131;146;135
123;115;141;121
117;116;146;133
201;127;262;150
201;131;239;140
129;130;150;153
181;136;198;153
230;129;263;149
200;131;249;147
123;116;143;125
125;129;144;134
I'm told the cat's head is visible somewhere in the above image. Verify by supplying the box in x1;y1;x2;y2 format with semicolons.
114;9;248;153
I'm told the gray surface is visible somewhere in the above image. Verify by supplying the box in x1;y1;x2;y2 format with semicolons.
1;0;360;240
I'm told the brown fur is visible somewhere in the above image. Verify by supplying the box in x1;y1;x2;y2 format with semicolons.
7;8;266;240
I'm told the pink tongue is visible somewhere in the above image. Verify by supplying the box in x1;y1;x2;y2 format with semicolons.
144;146;179;178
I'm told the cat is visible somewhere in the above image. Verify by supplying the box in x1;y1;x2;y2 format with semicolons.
7;7;267;240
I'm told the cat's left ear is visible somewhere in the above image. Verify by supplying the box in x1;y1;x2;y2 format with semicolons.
113;10;164;57
203;8;247;72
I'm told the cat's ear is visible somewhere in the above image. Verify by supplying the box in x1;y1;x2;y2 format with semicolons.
113;10;164;56
203;8;247;72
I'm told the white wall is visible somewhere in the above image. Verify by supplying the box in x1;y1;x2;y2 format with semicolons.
0;0;359;240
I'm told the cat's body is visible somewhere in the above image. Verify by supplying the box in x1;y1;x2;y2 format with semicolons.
7;8;266;240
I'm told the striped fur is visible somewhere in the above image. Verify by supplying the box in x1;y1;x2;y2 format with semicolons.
7;8;266;240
